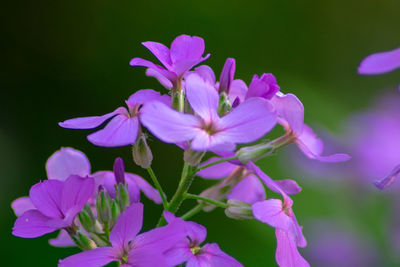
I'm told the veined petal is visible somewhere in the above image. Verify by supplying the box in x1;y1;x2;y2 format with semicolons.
58;107;126;129
228;174;265;204
190;130;236;152
11;197;35;216
140;101;201;144
185;73;219;122
29;180;63;218
87;115;139;147
252;199;293;232
173;56;210;78
61;175;94;216
126;173;162;204
46;147;91;181
58;247;116;267
270;93;304;135
126;89;170;109
12;210;56;238
296;125;351;162
110;203;143;248
170;35;205;64
197;157;237;179
358;46;400;75
275;229;310;267
142;41;172;68
219;97;277;143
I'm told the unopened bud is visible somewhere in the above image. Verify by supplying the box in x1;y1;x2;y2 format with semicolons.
225;199;253;220
184;149;205;166
96;186;112;224
115;183;130;212
217;92;232;116
78;209;94;233
111;199;121;225
172;89;185;112
76;231;97;250
113;157;125;184
132;135;153;169
219;58;235;94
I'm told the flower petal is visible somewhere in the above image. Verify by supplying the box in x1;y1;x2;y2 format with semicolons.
228;174;265;204
87;115;139;147
126;173;162;204
187;243;243;267
46;147;91;181
185;73;219;122
270;93;304;135
142;41;172;69
11;197;35;217
61;175;94;216
129;57;177;81
58;247;116;267
170;35;205;64
275;229;310;267
58;107;126;129
126;89;170;109
219;58;235;93
229;79;248;104
140;101;201;144
197;157;237;179
12;209;56;238
189;65;216;85
358;46;400;75
29;180;63;218
252;199;292;232
110;203;143;248
146;68;173;89
275;179;302;195
246;73;280;100
190;130;236;152
218;97;277;143
49;230;75;247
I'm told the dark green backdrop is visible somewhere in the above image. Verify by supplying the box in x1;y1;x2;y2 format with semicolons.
1;0;400;266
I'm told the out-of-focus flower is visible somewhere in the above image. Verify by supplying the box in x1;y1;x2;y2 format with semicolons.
163;212;243;267
358;46;400;75
141;74;277;151
59;203;185;267
59;89;169;147
12;175;94;238
130;35;210;89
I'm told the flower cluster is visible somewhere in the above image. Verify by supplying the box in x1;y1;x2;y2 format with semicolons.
11;35;349;266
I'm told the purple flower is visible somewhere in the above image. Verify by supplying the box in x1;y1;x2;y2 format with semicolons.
358;46;400;75
271;92;350;162
130;35;210;89
59;89;169;147
140;74;277;151
12;175;94;238
245;73;280;100
59;203;185;267
163;212;243;267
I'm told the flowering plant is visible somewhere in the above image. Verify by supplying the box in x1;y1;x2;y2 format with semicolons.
11;35;349;267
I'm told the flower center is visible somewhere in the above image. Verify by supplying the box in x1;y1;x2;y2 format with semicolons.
190;246;202;255
201;121;219;135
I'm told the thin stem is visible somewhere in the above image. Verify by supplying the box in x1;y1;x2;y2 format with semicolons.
197;156;238;172
185;193;228;209
180;204;204;220
146;167;168;209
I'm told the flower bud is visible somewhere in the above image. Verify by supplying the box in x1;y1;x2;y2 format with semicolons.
184;148;205;166
225;199;253;220
219;58;235;94
76;231;97;250
132;135;153;169
111;199;121;225
113;157;125;184
96;186;112;225
217;92;232;116
78;209;94;233
115;183;130;212
172;89;185;112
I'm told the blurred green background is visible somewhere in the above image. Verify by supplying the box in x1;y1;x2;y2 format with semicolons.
1;0;400;266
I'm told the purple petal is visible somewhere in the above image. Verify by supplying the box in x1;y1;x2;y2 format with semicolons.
275;180;302;195
127;247;169;267
218;97;277;143
185;73;219;122
189;65;216;85
296;125;351;162
252;199;292;232
93;171;140;202
113;157;125;184
197;157;237;179
170;35;205;64
11;197;35;217
29;179;63;218
246;162;285;195
61;175;94;216
12;210;55;238
190;130;236;152
187;243;243;267
219;58;235;93
58;247;116;267
129;57;177;81
146;68;173;89
126;173;162;204
110;203;143;248
358;46;400;75
374;164;400;190
142;41;172;69
140;101;201;144
126;89;171;109
49;230;75;247
87;114;139;147
228;174;265;204
59;107;126;129
229;79;248;104
246;73;280;100
270;93;304;135
275;229;310;267
46;147;91;181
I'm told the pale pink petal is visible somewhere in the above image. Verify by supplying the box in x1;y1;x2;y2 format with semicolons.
46;147;91;181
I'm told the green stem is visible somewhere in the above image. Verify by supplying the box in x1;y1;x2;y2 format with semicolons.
180;204;204;220
146;167;168;209
185;193;228;208
197;155;238;172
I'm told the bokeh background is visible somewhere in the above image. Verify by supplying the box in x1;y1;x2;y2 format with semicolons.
2;0;400;266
